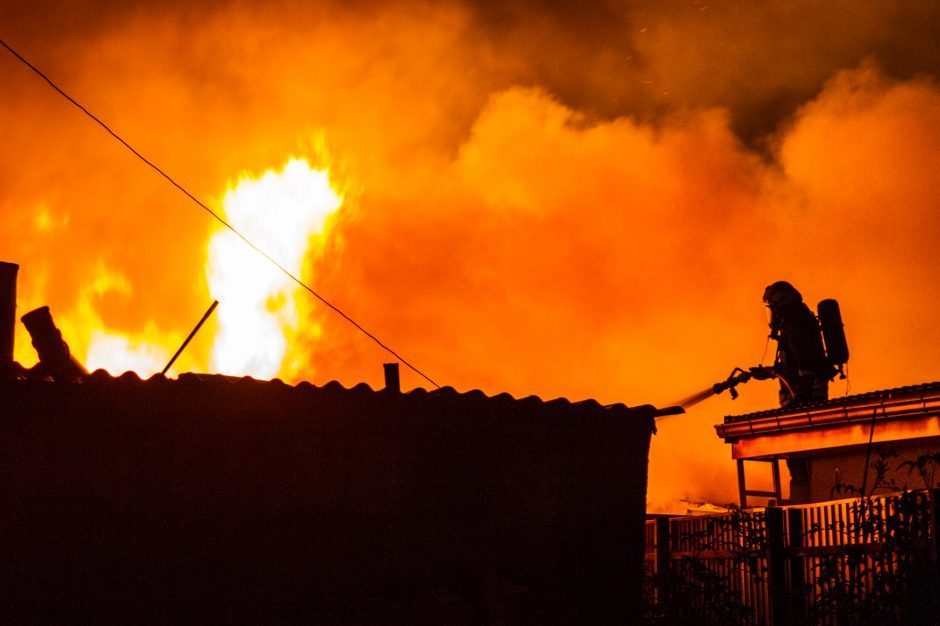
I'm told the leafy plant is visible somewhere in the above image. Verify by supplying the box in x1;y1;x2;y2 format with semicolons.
898;452;940;490
810;450;937;625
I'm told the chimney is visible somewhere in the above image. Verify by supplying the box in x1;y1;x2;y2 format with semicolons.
0;261;18;369
21;305;87;379
383;362;400;393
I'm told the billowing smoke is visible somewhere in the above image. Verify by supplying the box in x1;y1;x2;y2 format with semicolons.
1;1;939;510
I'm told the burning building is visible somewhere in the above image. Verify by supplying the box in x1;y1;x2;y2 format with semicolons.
0;261;658;623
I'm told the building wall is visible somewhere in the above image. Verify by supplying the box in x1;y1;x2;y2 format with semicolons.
804;438;940;503
0;376;655;624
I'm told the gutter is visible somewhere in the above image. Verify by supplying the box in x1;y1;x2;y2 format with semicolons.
715;387;940;442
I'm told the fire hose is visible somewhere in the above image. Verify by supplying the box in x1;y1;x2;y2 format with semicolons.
711;366;794;401
666;366;795;414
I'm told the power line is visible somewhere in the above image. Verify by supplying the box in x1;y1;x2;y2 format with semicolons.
0;36;440;389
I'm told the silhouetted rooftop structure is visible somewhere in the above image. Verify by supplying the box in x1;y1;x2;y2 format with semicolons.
0;369;657;624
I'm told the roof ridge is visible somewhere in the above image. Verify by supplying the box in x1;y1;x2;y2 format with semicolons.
4;366;653;416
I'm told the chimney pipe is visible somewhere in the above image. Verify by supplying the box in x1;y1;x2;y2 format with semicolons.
383;362;401;393
21;306;87;379
0;262;17;369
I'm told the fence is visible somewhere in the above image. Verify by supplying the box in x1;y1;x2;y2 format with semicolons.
643;489;940;625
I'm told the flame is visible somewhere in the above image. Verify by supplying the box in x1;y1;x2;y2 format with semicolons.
206;158;342;380
85;328;172;376
8;261;182;377
12;157;342;381
68;264;177;376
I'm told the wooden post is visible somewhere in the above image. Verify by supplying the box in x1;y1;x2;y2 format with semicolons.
771;457;782;502
929;489;940;622
0;261;17;369
765;506;790;626
738;459;748;508
655;517;671;610
786;508;806;624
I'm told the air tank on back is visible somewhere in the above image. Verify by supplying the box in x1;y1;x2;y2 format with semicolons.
817;299;849;377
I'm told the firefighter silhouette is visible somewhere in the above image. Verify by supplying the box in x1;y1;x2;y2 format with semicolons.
762;281;834;407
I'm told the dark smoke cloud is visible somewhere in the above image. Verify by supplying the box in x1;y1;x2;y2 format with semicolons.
4;1;939;139
466;1;940;140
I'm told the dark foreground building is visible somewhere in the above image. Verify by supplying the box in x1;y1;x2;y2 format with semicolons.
0;371;656;624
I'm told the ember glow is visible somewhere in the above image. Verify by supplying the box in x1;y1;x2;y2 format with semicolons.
2;1;939;510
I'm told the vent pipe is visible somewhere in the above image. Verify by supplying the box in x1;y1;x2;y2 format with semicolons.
21;306;87;380
383;362;401;393
0;261;17;369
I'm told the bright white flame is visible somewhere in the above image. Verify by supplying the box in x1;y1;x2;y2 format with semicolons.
206;158;342;378
85;331;171;376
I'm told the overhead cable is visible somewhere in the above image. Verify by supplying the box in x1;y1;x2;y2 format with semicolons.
0;37;440;389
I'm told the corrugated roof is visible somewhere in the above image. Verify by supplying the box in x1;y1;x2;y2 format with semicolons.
2;366;662;423
723;381;940;424
0;367;655;622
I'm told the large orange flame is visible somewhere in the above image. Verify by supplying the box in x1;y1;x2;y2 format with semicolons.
72;265;177;375
42;157;344;381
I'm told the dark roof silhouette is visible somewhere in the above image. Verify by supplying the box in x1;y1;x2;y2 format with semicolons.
62;367;657;418
0;369;656;624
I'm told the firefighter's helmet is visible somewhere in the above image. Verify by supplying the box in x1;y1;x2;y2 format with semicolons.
762;281;802;309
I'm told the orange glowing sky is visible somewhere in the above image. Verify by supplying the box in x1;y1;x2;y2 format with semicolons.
2;1;939;511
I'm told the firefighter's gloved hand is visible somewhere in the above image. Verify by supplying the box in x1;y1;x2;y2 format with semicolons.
748;366;775;380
